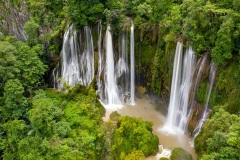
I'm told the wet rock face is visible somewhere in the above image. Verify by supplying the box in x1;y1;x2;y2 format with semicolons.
0;0;29;40
188;103;205;134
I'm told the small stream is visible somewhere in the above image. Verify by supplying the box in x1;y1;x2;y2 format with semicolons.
103;98;197;160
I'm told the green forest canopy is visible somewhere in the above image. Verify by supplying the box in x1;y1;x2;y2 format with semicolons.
0;0;240;159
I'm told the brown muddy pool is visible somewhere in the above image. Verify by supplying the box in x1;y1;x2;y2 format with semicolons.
102;98;197;160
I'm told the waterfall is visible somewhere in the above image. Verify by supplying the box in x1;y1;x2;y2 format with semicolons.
192;63;217;138
52;62;60;89
54;22;135;107
130;19;135;105
165;42;196;134
97;21;103;100
178;47;196;131
115;32;129;102
188;53;209;120
59;25;80;88
165;42;183;132
98;22;135;106
104;25;121;105
52;25;94;90
79;27;95;87
192;54;209;97
119;33;129;96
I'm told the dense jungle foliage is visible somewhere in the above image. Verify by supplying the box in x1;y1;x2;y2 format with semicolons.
0;0;240;159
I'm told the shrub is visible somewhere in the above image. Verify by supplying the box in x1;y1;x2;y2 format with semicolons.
170;147;192;160
111;116;159;159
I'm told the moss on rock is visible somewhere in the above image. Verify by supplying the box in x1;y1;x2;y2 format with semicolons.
160;157;169;160
170;147;193;160
109;111;121;121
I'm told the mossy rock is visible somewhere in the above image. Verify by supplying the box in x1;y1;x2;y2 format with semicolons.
187;103;205;134
125;149;145;160
96;100;106;117
110;111;121;121
137;86;147;97
170;147;193;160
160;157;169;160
196;81;208;104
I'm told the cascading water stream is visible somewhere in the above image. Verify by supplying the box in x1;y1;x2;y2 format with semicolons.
122;33;129;94
104;25;121;106
164;42;196;134
130;19;135;105
120;33;129;95
60;25;80;88
98;21;135;106
79;27;95;87
164;42;183;133
52;25;94;90
52;63;59;89
115;32;129;102
192;54;209;99
187;53;209;121
178;47;196;131
54;22;135;107
97;21;103;100
192;63;217;138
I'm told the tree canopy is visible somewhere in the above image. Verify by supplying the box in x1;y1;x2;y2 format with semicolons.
0;0;240;160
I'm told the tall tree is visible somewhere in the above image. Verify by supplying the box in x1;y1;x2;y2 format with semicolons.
15;42;47;94
2;79;28;120
0;41;19;94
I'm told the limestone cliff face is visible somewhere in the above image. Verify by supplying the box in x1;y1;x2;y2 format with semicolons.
0;0;29;40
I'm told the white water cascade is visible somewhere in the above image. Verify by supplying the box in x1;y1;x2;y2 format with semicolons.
164;42;196;134
116;32;129;101
193;63;217;138
178;47;196;131
130;19;135;105
104;25;121;105
52;25;94;90
52;62;59;89
54;22;135;107
190;54;209;103
165;42;183;133
187;54;209;120
98;21;135;106
97;21;103;100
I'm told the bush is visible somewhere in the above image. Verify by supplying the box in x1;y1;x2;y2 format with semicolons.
125;149;145;160
160;157;169;160
111;116;159;159
170;147;192;160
